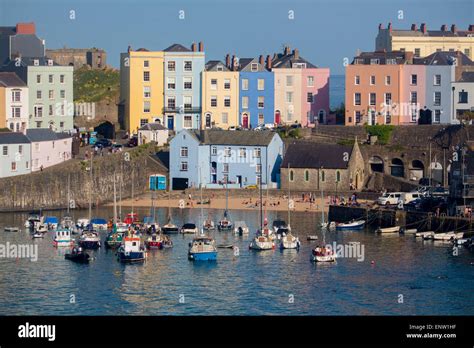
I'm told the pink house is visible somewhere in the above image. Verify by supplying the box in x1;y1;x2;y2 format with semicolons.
26;129;72;171
399;65;426;124
302;68;330;125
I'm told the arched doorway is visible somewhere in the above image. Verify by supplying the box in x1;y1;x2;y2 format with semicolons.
275;110;281;125
430;162;443;185
205;113;212;128
369;156;384;173
410;160;424;181
242;113;249;128
390;158;404;177
318;109;326;124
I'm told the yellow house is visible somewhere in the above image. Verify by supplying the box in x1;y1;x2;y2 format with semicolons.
201;60;239;129
376;23;474;60
120;48;164;134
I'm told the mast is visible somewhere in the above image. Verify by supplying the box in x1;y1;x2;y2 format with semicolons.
67;172;70;215
287;163;291;227
88;152;93;221
119;159;123;220
131;167;134;215
321;167;325;225
259;154;263;230
113;171;117;224
200;167;204;234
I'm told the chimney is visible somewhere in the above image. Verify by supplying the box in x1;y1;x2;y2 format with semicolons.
259;55;264;66
411;24;417;31
225;54;230;68
231;55;236;70
198;41;204;52
284;46;291;56
293;49;299;59
266;55;272;70
441;24;447;31
378;23;383;30
469;24;474;31
421;23;427;34
404;51;414;64
451;24;457;33
191;42;197;52
127;45;132;53
388;22;392;33
16;22;35;35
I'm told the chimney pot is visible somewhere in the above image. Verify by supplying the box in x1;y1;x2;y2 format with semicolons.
451;24;457;33
388;22;392;33
127;45;132;53
441;24;447;31
191;42;197;52
293;49;299;59
16;22;35;35
421;23;427;33
469;24;474;31
225;54;230;68
198;41;204;52
378;23;383;30
284;46;291;56
232;55;237;70
259;55;264;66
411;24;417;31
266;55;272;70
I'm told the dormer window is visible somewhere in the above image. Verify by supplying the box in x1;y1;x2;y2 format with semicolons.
33;59;39;66
292;62;306;69
48;59;53;66
386;58;396;65
370;58;380;65
251;63;258;72
354;58;364;65
217;65;224;71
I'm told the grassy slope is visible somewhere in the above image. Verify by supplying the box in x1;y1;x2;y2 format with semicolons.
73;67;120;103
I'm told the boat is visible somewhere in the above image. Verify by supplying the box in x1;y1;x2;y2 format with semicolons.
35;224;48;234
117;233;146;263
145;233;163;249
433;231;464;241
53;228;74;247
32;231;44;238
376;226;401;234
422;232;436;240
65;247;90;264
400;228;417;234
188;236;218;261
272;220;287;234
161;235;173;248
203;217;215;231
4;227;19;232
311;245;337;262
307;235;318;241
91;218;108;230
124;212;139;226
280;164;301;250
79;230;101;249
180;223;198;234
234;221;249;235
218;178;233;231
24;211;42;229
76;218;90;230
162;222;179;234
105;230;125;249
60;216;75;230
415;231;434;238
44;216;59;230
335;220;365;231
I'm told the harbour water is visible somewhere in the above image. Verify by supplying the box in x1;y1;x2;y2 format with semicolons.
0;207;473;316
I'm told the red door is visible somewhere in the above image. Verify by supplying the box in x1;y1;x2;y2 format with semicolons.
242;114;249;128
275;111;281;124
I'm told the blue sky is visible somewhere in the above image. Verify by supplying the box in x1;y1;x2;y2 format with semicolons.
1;0;472;74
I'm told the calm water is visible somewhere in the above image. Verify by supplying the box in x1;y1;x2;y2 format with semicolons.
330;75;345;109
0;207;473;316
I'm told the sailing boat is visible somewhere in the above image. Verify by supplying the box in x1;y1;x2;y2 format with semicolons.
249;157;275;251
280;164;300;250
105;172;125;249
124;168;139;225
188;169;218;261
218;176;233;231
162;186;179;234
319;168;335;230
60;173;75;231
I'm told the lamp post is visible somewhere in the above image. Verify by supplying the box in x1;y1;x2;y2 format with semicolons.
452;86;456;123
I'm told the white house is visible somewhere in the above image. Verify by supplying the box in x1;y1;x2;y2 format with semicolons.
0;72;29;132
26;128;72;171
0;132;31;178
138;122;169;146
453;71;474;122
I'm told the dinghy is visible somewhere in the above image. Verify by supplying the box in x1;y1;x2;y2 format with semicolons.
311;245;336;262
335;220;365;231
4;227;19;232
65;247;90;264
415;231;434;239
376;226;400;234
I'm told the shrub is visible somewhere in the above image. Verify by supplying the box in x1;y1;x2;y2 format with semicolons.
364;125;394;145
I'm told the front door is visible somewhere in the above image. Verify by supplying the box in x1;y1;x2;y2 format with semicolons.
237;175;242;187
205;114;211;128
275;110;281;124
242;113;249;128
167;116;174;130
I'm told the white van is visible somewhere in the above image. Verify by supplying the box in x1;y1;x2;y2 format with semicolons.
402;192;423;204
377;192;403;206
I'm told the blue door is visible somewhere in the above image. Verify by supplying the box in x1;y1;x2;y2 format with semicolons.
167;116;174;130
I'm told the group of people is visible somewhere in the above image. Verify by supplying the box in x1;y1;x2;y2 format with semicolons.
330;193;359;206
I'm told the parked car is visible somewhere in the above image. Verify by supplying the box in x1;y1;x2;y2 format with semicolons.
111;143;123;151
404;196;448;213
95;138;112;148
430;186;449;197
401;192;424;204
377;192;403;206
290;123;302;129
126;136;138;147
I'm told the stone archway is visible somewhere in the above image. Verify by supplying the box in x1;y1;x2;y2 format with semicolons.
409;160;425;182
369;156;384;173
390;158;405;177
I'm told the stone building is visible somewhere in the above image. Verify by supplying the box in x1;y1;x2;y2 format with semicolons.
45;48;106;69
280;140;365;192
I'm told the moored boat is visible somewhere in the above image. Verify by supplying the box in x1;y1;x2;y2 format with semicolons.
145;233;162;249
180;223;198;234
188;235;217;261
335;220;365;231
44;216;59;230
162;222;179;234
376;226;401;234
233;221;249;235
117;234;146;263
65;247;90;264
105;230;125;249
203;217;215;231
91;218;108;230
79;230;101;249
4;226;19;232
53;229;74;247
311;245;336;262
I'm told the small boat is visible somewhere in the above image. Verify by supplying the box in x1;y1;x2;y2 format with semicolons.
335;220;365;231
117;234;147;263
91;218;108;230
60;215;75;230
105;230;125;249
4;227;19;232
311;245;336;262
188;235;218;261
455;238;469;246
44;216;59;230
115;222;129;233
53;229;74;247
415;231;434;238
161;235;173;248
376;226;401;234
400;228;417;234
275;226;290;238
32;231;44;238
218;180;233;231
79;230;101;249
180;223;198;234
217;217;233;231
249;227;276;250
307;235;318;241
433;232;464;241
76;218;90;230
217;244;234;249
422;232;435;240
203;218;215;231
35;224;48;234
234;221;249;236
280;230;301;250
65;247;90;264
272;220;288;234
145;233;162;249
25;211;42;229
162;222;179;234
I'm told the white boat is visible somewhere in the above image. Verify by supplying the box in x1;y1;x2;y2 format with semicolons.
376;226;401;234
272;220;288;234
115;222;129;233
401;228;418;234
76;218;90;229
118;234;147;263
280;230;301;250
335;220;365;231
249;230;275;250
455;238;469;245
53;229;74;247
218;179;233;231
32;231;44;238
433;232;464;241
311;246;337;262
35;224;48;234
180;223;198;234
4;227;19;232
203;217;215;231
61;216;75;230
415;231;434;238
234;221;249;235
423;232;436;240
25;211;42;229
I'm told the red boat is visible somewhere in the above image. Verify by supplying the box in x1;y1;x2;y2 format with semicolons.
124;213;139;225
145;234;162;249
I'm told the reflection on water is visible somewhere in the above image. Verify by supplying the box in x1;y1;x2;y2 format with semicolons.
0;206;473;315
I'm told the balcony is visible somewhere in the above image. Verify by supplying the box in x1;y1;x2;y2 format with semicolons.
163;106;202;114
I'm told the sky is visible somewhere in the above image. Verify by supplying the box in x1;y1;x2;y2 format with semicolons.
1;0;472;74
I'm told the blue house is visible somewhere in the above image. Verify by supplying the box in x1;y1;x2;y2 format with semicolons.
237;55;274;128
169;129;283;190
163;42;205;131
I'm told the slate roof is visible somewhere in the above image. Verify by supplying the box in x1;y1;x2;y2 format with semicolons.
272;51;317;69
459;72;474;83
205;60;230;71
414;51;474;66
0;72;26;87
0;132;30;144
281;142;353;169
352;51;412;65
391;29;474;38
237;58;268;72
139;122;168;131
26;129;68;142
1;56;61;67
163;43;192;52
189;129;276;146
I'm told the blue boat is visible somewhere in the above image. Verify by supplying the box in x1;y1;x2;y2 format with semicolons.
188;236;217;261
44;216;59;229
90;218;108;230
335;220;365;231
117;235;146;263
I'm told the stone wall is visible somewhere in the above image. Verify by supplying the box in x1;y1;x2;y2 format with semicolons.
74;96;119;129
0;149;165;212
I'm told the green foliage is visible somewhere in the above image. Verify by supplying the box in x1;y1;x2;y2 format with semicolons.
337;138;355;146
277;126;301;139
74;67;119;102
364;124;394;145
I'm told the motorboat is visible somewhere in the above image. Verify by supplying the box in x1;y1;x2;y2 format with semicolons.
91;218;108;230
162;222;179;234
24;211;42;229
145;233;162;249
60;215;75;230
180;223;198;234
376;226;401;234
117;235;146;263
188;235;217;261
76;218;90;230
53;229;74;247
335;220;365;231
311;245;336;262
32;231;44;239
35;224;48;234
65;247;90;264
4;227;19;232
79;230;101;249
44;216;59;230
123;212;139;226
233;221;249;236
217;216;233;231
203;217;215;231
272;220;287;234
104;230;125;249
